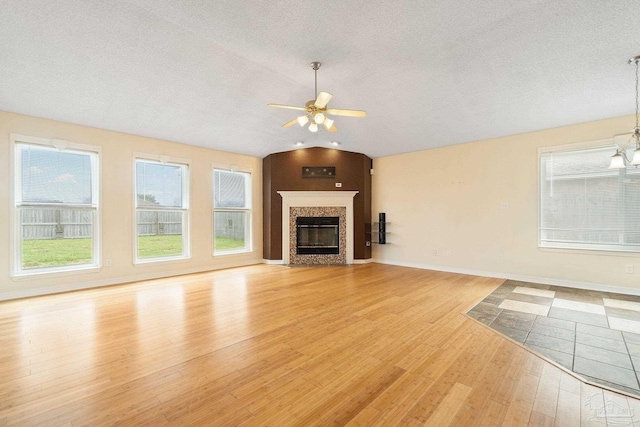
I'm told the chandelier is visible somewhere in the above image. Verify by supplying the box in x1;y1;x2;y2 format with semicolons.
609;55;640;169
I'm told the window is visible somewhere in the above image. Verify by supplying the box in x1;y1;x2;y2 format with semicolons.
135;158;189;262
213;169;251;254
13;136;100;275
539;142;640;252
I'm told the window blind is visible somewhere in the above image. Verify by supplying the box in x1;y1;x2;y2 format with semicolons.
540;145;640;252
213;170;249;208
20;144;94;205
136;160;184;208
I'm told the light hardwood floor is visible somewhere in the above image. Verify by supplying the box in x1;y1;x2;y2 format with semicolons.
1;263;638;426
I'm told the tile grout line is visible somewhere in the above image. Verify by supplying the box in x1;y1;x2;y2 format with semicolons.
486;305;503;328
522;311;537;345
620;331;640;390
571;315;576;372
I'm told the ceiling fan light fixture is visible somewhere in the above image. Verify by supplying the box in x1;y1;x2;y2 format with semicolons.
323;118;334;130
297;115;309;126
268;61;366;135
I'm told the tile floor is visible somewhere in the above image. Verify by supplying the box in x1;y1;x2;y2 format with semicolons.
467;280;640;396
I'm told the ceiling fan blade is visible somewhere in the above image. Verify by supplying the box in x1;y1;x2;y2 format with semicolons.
325;108;367;118
267;103;307;111
314;91;333;108
327;124;338;133
282;118;299;128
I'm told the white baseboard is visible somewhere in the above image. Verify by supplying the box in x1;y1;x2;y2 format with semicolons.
352;258;373;264
373;258;640;297
8;257;633;300
0;260;263;301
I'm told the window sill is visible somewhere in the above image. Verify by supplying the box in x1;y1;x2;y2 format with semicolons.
134;256;191;266
214;249;252;257
538;245;640;258
12;264;101;281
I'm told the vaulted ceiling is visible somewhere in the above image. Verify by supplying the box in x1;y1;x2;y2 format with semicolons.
1;1;639;158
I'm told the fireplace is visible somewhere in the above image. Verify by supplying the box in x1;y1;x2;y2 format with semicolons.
296;217;339;254
278;191;358;265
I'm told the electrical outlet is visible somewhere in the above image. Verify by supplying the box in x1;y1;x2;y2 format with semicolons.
500;202;509;210
431;249;438;256
335;182;342;187
626;264;634;274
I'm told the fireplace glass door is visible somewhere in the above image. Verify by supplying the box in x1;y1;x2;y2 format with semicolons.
296;217;339;254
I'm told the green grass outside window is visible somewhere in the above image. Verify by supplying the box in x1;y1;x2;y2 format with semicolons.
21;235;247;268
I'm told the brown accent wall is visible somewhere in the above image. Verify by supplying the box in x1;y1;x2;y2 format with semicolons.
263;147;372;261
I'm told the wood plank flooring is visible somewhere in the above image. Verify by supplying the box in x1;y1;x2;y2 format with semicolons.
0;263;638;426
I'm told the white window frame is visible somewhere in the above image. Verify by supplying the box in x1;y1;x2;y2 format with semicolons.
134;154;191;264
212;166;252;256
538;137;640;253
10;133;101;277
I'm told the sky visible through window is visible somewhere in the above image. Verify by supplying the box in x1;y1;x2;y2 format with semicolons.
136;160;183;207
20;144;93;204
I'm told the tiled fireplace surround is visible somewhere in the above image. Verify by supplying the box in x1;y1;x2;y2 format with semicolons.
279;191;358;265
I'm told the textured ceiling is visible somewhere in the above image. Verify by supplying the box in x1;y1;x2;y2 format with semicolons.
1;1;639;158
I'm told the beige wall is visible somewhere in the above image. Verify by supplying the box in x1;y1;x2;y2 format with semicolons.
0;111;262;299
5;109;639;298
372;115;640;293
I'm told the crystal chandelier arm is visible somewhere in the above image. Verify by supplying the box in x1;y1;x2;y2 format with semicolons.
612;55;640;168
631;56;640;131
633;56;640;152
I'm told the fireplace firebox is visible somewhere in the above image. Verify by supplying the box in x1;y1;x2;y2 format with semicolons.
296;217;339;255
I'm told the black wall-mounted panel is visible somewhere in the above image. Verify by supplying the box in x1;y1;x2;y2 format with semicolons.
302;166;335;178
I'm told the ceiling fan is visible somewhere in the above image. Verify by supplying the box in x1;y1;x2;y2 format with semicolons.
268;62;366;133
